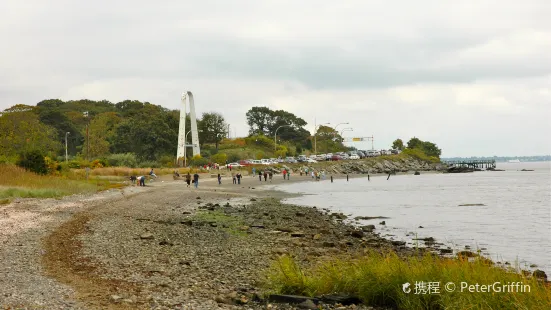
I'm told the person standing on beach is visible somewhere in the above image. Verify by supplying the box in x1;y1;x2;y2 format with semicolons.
311;171;315;179
237;173;242;184
347;174;349;181
193;173;199;188
252;167;256;177
258;170;262;181
283;169;287;179
217;173;222;185
269;171;273;182
232;172;237;184
263;171;268;182
185;173;191;187
287;171;291;180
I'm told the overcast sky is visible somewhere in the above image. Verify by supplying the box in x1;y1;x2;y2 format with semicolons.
1;0;550;157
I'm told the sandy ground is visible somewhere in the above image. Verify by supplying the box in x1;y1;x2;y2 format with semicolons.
1;172;382;309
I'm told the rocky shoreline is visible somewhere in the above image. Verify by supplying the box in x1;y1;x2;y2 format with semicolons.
2;173;547;309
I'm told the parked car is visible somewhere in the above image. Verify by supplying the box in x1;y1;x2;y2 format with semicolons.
238;160;251;166
285;157;298;163
330;155;341;161
228;162;243;168
251;160;262;165
260;159;271;165
349;154;360;160
306;158;317;163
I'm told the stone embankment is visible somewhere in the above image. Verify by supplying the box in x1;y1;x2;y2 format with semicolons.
294;157;446;175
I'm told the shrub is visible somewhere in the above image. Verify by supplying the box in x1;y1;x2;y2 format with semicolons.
255;151;266;160
189;154;209;167
157;155;176;167
90;159;104;169
402;148;440;163
245;135;275;148
16;150;48;175
107;153;138;167
44;156;60;174
227;153;241;163
210;153;228;165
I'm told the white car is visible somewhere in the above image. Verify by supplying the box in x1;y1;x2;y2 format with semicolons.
228;162;243;167
349;154;360;160
306;158;318;163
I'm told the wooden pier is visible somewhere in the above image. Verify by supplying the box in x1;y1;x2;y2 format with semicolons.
443;159;496;169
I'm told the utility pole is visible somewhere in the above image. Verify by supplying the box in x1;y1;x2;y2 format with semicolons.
83;111;89;160
227;124;230;139
65;132;70;163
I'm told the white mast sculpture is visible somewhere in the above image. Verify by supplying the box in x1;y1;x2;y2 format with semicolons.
177;91;201;166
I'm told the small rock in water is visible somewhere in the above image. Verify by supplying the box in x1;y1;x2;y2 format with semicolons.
379;221;386;225
196;196;201;199
418;226;424;228
533;269;547;280
250;198;257;201
350;230;364;238
291;232;305;238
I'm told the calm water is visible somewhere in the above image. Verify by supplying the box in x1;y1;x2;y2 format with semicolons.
272;162;551;274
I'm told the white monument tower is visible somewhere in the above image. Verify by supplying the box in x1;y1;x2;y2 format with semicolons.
177;91;201;166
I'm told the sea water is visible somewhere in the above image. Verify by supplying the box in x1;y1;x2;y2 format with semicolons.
272;162;551;274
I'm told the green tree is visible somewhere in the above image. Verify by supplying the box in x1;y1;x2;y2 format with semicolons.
315;125;346;153
198;112;227;150
407;137;423;149
81;112;120;158
392;139;405;150
0;106;61;157
406;137;442;158
246;107;273;136
421;141;442;158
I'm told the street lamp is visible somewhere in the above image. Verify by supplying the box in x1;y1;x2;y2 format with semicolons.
65;132;70;163
340;127;353;137
340;128;353;143
314;123;330;155
333;122;350;132
274;125;292;151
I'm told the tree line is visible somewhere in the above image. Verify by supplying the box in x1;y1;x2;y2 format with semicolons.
0;99;441;168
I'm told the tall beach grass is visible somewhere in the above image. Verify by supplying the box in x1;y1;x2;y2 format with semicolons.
0;164;123;200
266;251;551;310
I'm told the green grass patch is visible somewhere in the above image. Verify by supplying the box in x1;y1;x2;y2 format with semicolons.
193;210;248;237
265;251;551;310
0;187;69;199
0;198;11;205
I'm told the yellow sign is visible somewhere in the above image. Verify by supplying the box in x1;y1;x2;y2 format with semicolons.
352;138;363;141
